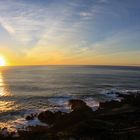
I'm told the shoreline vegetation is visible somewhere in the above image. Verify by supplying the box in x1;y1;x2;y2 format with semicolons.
0;92;140;140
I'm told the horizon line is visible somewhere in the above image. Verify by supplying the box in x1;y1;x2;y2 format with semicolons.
1;64;140;68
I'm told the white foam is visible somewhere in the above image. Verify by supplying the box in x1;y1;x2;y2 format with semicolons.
101;88;140;102
2;88;140;133
84;98;99;111
121;89;140;94
15;118;48;131
48;97;72;113
48;96;100;112
101;89;120;100
0;117;48;133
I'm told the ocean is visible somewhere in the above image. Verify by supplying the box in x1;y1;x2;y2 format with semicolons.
0;65;140;130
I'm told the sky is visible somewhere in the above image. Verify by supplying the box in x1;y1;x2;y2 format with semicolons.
0;0;140;66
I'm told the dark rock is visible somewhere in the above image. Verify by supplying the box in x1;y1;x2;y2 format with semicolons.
25;114;35;120
48;100;94;134
68;99;93;113
69;99;88;110
117;93;140;107
99;100;123;110
9;96;140;140
38;110;55;125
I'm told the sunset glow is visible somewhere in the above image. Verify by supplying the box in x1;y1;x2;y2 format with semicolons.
0;57;6;66
0;0;140;66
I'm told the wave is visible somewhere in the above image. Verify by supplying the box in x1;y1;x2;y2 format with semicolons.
1;88;140;132
101;88;140;101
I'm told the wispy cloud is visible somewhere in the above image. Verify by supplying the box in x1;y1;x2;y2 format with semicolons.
98;0;109;3
0;0;99;48
0;0;140;65
0;18;15;34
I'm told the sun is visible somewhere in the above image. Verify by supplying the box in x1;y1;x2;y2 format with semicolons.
0;56;6;66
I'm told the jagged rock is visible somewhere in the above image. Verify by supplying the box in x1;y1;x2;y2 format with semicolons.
68;99;93;113
122;94;140;107
6;96;140;140
99;100;123;110
38;110;55;125
69;99;87;110
25;114;35;120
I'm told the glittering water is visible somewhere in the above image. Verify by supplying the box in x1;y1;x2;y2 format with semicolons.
0;65;140;130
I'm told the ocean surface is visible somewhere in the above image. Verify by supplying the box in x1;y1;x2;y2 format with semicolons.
0;65;140;130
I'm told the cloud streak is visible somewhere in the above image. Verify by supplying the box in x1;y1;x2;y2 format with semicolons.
0;0;140;65
0;18;15;34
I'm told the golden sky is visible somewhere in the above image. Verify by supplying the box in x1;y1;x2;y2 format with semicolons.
0;0;140;66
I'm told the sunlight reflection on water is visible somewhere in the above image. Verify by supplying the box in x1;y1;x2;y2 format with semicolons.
0;71;17;130
0;72;15;113
0;72;11;96
0;101;16;113
0;71;15;111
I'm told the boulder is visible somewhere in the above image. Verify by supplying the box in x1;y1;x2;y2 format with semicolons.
38;110;55;125
99;100;123;110
25;114;35;120
68;99;93;113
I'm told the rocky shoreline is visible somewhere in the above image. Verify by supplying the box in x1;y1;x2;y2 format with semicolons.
0;92;140;140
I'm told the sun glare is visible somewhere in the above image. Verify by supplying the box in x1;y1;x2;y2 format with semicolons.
0;56;6;66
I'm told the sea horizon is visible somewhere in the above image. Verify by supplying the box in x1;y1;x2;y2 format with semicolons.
1;64;140;68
